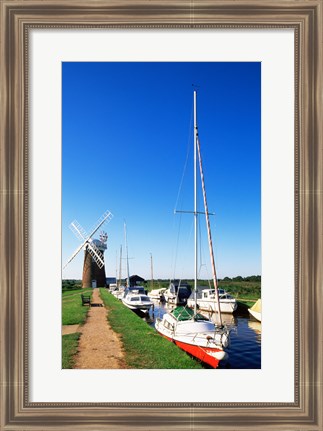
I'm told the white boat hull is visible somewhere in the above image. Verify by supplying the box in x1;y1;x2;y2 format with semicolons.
164;295;176;304
187;298;237;314
248;308;261;322
148;288;166;301
122;294;153;313
248;299;262;322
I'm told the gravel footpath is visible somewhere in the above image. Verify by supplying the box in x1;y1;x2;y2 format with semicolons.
74;288;127;369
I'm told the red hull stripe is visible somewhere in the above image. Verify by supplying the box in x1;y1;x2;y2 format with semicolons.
174;340;221;369
158;332;222;368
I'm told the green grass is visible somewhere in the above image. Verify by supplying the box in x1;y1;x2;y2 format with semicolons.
62;288;93;325
218;280;260;299
100;289;203;369
238;300;256;308
62;288;84;297
62;332;81;368
62;289;93;368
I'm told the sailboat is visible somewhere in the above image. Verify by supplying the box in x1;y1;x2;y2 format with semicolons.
112;222;129;300
121;223;154;313
148;253;167;301
111;245;126;299
155;91;230;368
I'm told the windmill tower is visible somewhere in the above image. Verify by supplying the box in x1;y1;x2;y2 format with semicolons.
63;210;113;288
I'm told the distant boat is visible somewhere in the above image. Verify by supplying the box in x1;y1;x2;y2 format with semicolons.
155;91;230;368
187;287;237;314
122;286;153;313
110;243;124;298
163;281;192;305
111;286;125;299
148;287;167;301
248;299;262;322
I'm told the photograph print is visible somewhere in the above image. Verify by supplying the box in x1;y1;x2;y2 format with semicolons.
62;62;261;370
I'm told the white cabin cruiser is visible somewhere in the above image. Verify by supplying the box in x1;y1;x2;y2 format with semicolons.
122;287;153;313
187;288;237;314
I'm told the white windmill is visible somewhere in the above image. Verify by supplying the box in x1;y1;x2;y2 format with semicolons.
63;210;113;288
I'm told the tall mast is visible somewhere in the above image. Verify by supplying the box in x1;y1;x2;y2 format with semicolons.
115;250;118;286
118;244;122;287
150;253;154;290
196;134;223;326
124;222;130;288
193;90;198;315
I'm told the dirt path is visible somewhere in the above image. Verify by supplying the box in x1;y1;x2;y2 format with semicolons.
62;324;80;335
74;289;127;369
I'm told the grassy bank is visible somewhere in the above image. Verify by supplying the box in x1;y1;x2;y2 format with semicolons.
62;288;93;369
100;289;203;369
62;288;93;325
62;333;81;368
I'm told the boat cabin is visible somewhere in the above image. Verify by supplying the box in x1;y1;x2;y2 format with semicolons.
124;286;147;295
169;281;191;296
190;287;234;301
128;295;151;303
129;275;145;287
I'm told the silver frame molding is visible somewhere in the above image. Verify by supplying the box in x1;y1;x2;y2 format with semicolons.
0;1;322;430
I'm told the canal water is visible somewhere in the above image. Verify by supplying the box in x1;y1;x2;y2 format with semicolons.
140;301;261;369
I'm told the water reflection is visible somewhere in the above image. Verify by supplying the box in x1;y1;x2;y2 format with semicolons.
138;299;261;369
247;319;262;342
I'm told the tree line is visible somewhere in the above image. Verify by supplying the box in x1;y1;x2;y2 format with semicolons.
220;275;261;282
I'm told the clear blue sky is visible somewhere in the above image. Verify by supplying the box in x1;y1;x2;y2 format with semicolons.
62;62;261;280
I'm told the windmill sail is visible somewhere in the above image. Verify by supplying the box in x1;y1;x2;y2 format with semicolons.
63;242;85;269
69;219;88;242
87;210;113;240
63;210;113;270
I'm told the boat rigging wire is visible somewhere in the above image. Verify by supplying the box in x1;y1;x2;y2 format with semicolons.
171;103;193;281
196;135;223;326
173;105;193;212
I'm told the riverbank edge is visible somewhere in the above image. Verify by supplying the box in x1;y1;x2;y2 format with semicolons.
99;288;204;369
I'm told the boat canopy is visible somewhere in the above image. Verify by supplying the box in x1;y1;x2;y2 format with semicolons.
250;298;262;313
171;306;208;321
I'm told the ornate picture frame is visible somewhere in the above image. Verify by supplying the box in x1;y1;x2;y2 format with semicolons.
1;1;322;429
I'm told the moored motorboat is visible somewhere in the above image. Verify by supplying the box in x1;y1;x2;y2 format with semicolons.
187;287;237;314
122;290;153;313
148;287;167;301
122;286;147;297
